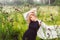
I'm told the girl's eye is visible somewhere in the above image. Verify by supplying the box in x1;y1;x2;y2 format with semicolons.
32;14;35;16
30;17;32;18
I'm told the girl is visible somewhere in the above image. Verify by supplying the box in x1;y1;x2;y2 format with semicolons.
23;8;41;40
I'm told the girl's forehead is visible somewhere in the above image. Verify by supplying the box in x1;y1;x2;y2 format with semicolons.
29;14;36;18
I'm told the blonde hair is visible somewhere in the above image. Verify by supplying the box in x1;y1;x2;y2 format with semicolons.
27;12;37;24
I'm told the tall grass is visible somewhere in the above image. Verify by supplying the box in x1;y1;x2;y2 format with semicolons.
0;6;60;40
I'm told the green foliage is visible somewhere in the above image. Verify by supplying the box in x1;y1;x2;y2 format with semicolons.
0;6;60;40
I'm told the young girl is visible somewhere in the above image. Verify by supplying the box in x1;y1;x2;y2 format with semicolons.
23;8;41;40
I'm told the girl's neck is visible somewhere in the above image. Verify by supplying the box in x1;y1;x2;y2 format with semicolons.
34;18;38;21
31;18;38;22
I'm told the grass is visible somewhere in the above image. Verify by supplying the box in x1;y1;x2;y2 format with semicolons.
0;6;60;40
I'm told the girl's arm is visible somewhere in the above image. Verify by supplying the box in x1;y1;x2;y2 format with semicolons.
38;20;57;30
37;20;49;30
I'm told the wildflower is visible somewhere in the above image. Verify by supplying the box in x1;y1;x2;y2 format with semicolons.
47;33;50;38
48;28;51;31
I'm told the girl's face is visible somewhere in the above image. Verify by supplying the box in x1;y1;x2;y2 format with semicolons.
29;13;36;21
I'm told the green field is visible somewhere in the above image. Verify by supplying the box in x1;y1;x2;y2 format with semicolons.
0;6;60;40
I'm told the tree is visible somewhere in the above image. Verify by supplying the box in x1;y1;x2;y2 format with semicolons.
27;0;34;4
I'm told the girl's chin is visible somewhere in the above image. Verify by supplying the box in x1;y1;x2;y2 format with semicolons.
31;19;37;21
30;19;34;21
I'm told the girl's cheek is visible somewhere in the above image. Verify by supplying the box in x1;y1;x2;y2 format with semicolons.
30;18;32;20
31;18;34;21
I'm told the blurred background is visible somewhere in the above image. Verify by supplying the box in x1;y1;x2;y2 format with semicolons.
0;0;60;6
0;0;60;40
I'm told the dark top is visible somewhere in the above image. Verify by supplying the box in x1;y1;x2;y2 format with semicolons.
23;21;40;40
29;21;40;33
